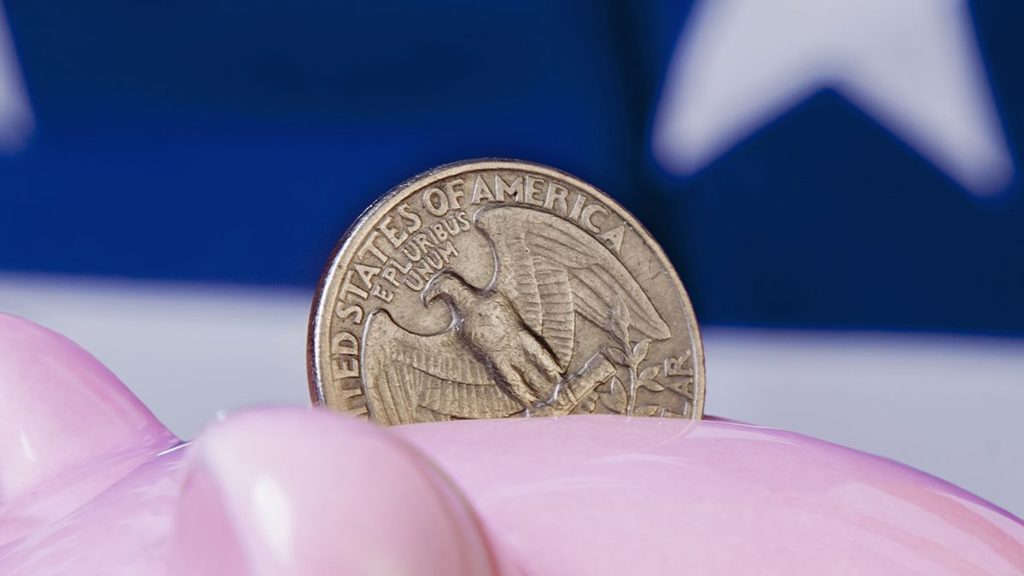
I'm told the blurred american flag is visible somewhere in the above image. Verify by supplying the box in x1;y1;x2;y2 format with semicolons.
0;0;1021;515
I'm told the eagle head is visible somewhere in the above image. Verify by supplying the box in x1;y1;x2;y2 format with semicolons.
421;270;472;307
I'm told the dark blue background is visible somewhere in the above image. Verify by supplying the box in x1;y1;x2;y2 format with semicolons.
2;1;1022;334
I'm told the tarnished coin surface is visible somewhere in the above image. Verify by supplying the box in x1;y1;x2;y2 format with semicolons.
309;159;705;424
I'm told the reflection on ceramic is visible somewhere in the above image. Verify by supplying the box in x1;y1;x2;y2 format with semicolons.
0;313;1021;575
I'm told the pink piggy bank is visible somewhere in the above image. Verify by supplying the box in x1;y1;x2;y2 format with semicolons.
1;312;1022;575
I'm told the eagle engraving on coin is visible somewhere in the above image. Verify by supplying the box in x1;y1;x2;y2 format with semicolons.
309;160;705;424
363;206;672;424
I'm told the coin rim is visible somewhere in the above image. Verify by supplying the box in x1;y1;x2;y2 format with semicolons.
307;158;706;419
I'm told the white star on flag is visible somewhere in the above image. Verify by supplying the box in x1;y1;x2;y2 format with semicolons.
653;0;1013;195
0;4;32;153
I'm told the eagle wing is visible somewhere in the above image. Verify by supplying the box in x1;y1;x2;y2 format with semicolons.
361;309;522;425
477;206;671;361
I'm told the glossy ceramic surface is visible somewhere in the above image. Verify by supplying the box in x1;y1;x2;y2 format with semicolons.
0;313;1021;575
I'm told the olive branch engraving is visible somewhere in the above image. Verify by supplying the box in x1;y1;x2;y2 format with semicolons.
588;299;662;415
576;299;694;417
